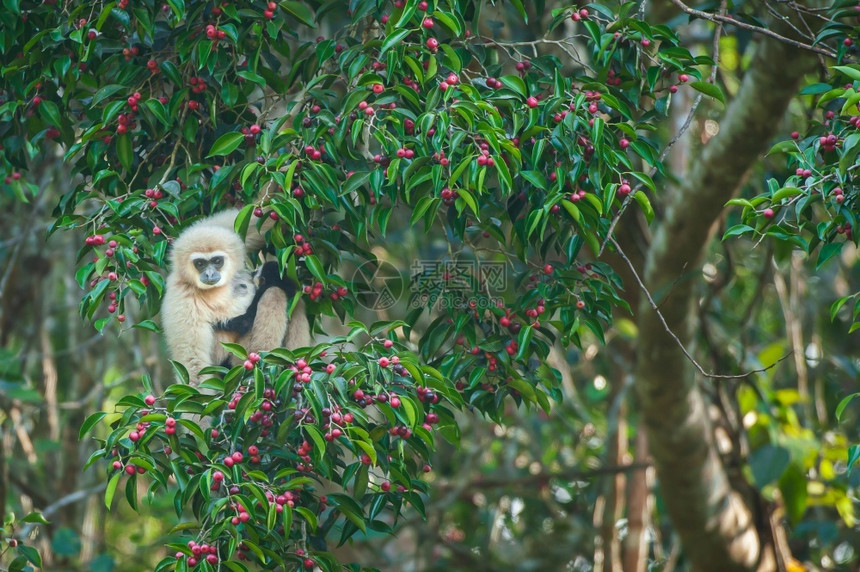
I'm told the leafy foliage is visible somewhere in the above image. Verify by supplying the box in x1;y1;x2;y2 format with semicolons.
4;0;858;569
0;512;48;572
725;61;860;332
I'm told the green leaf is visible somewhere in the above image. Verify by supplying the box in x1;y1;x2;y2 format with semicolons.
143;99;170;128
304;255;326;283
836;393;859;422
281;1;315;26
159;61;182;85
20;512;50;525
725;198;753;208
380;29;411;58
849;445;860;474
207;132;244;157
830;296;850;322
767;140;797;155
237;70;266;87
18;545;41;568
689;81;725;106
817;242;843;269
39;100;62;127
79;411;107;440
632;191;654;223
500;75;527;98
105;472;121;509
833;64;860;82
771;187;803;203
304;424;326;455
515;325;533;361
749;444;790;488
116;133;133;172
722;224;754;240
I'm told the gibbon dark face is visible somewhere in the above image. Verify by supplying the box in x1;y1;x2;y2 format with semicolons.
191;253;227;286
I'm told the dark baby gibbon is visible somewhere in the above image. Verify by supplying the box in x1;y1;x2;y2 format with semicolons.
215;261;312;364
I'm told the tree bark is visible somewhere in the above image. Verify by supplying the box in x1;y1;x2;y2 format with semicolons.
633;18;818;572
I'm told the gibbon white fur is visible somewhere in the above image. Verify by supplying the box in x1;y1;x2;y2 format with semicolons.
162;210;311;385
161;216;253;385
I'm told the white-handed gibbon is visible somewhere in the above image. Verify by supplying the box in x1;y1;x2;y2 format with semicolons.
161;214;252;385
161;210;310;385
214;260;312;363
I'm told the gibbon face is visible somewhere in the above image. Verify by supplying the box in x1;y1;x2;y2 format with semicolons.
190;252;229;287
170;225;246;291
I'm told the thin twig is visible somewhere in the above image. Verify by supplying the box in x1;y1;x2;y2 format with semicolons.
599;6;725;257
434;462;652;493
666;0;837;58
610;237;792;380
15;483;108;539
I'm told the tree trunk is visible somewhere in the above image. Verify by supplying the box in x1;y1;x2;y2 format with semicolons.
633;16;818;572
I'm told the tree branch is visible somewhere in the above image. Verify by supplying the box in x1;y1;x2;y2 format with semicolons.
666;0;837;58
633;5;821;569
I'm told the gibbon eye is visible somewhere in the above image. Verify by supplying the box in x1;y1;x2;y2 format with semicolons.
193;259;207;270
211;256;224;268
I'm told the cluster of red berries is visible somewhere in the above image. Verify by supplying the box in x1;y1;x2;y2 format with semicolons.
116;111;137;135
177;540;218;567
128;417;150;443
552;103;578;123
432;150;449;165
569;188;588;202
263;1;278;18
357;100;376;116
439;72;459;91
504;339;519;356
819;133;840;153
832;187;846;205
415;385;438;404
113;459;146;475
205;23;226;41
486;77;503;89
303;281;348;302
241;351;261;371
440;186;459;206
401;75;420;91
144;187;164;208
189;76;206;94
240;123;261;145
321;406;355;441
85;234;107;246
303;143;325;160
570;7;589;21
295;440;314;473
121;45;140;61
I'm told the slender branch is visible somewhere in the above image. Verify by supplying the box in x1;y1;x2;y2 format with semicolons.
666;0;837;58
611;236;792;380
434;462;652;493
599;5;725;257
15;483;107;539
